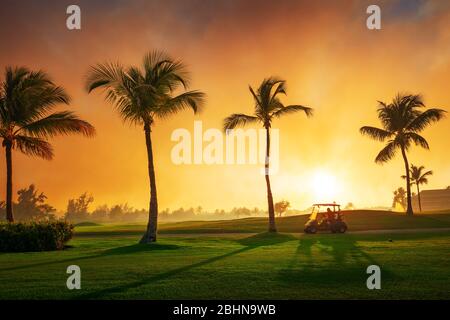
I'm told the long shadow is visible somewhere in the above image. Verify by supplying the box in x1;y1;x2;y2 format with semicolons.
0;243;182;272
237;232;297;247
75;232;296;299
279;234;394;285
102;243;180;255
0;233;295;273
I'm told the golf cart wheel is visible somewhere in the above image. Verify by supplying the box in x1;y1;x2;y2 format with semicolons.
308;227;317;234
339;225;347;233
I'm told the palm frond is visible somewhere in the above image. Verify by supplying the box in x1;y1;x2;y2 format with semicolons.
86;62;142;123
271;105;313;119
360;126;393;141
419;177;428;184
406;132;429;149
418;170;433;185
249;85;262;110
407;108;447;132
1;67;71;126
377;94;422;132
86;53;202;127
227;77;310;131
421;170;433;178
223;113;259;131
155;91;205;119
19;111;96;138
271;81;287;98
17;85;71;125
14;135;53;160
143;50;189;91
375;141;398;164
85;62;124;93
257;77;285;115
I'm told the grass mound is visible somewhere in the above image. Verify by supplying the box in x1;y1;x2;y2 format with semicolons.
74;221;102;227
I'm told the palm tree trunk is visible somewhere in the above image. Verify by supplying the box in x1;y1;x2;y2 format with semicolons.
417;184;422;212
400;147;413;216
5;141;14;223
140;122;158;243
265;127;276;232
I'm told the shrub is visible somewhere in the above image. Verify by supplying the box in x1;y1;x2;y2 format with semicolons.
0;221;74;252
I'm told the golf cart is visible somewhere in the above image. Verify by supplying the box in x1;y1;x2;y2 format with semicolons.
304;203;347;234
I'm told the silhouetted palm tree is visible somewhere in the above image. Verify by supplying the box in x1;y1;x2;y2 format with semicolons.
402;164;433;212
360;94;446;215
392;187;407;210
0;66;96;222
86;51;205;243
223;77;312;232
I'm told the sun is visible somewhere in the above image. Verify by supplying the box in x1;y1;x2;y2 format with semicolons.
311;170;339;202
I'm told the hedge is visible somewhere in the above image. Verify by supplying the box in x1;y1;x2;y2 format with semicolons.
0;221;74;252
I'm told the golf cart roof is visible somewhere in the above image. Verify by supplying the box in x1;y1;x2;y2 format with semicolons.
313;203;341;207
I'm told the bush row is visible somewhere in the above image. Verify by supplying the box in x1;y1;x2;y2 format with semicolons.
0;221;74;252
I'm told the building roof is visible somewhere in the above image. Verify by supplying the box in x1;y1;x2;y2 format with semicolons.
420;189;450;196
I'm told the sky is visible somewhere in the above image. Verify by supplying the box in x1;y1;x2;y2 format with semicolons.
0;0;449;212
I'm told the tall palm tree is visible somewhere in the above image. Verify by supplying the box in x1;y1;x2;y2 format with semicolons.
402;164;433;212
223;77;312;232
0;66;96;222
86;51;205;243
360;94;446;216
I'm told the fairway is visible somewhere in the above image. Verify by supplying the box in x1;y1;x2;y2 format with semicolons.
74;210;450;236
0;216;449;299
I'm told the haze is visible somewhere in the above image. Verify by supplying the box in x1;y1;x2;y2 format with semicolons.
0;0;449;212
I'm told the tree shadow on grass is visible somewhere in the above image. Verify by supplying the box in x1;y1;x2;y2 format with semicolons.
236;232;297;247
1;233;292;274
74;232;296;299
278;234;395;286
0;243;182;272
101;243;180;255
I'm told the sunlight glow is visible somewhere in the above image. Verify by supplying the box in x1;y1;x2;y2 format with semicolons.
311;170;339;202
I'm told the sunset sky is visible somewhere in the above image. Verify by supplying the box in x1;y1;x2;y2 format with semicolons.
0;0;449;213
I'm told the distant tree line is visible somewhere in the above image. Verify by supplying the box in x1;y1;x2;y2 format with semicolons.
68;201;271;223
0;185;56;222
0;186;310;223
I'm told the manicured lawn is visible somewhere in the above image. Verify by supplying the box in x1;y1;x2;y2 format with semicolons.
0;229;449;299
74;210;450;236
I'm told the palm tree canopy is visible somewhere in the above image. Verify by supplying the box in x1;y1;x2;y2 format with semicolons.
402;164;433;185
360;94;446;163
85;50;205;126
0;66;95;160
223;77;313;131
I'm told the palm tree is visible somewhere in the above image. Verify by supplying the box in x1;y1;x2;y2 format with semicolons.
86;51;205;243
392;187;407;210
402;164;433;212
360;94;446;216
223;77;312;232
0;66;96;222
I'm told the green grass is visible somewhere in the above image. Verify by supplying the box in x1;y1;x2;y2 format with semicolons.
75;210;450;237
0;229;449;299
